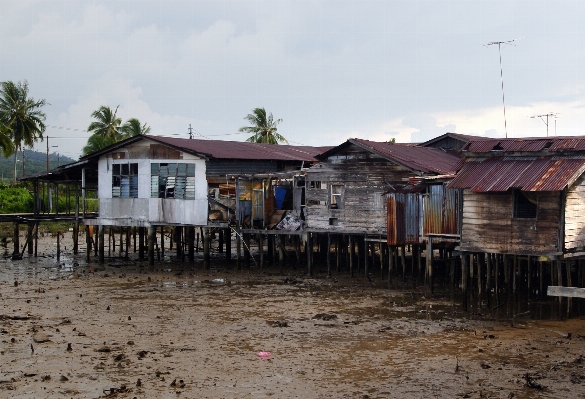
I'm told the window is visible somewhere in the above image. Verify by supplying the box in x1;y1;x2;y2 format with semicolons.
112;163;138;198
329;184;344;209
151;163;195;199
513;190;537;219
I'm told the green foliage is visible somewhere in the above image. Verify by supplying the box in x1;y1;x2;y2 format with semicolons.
0;149;75;183
240;107;287;144
83;106;150;156
0;183;33;213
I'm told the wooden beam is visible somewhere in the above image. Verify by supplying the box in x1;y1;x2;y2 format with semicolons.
548;285;585;298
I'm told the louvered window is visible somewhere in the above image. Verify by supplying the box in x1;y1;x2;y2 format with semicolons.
112;163;138;198
151;163;195;199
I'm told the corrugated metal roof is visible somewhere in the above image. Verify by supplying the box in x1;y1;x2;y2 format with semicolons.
462;136;585;154
146;136;330;161
350;138;462;174
448;156;585;192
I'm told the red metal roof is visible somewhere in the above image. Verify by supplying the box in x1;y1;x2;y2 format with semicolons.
145;135;330;162
448;156;585;192
350;138;463;174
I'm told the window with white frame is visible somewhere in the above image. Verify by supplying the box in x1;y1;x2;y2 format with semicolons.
151;163;195;199
112;163;138;198
329;184;344;209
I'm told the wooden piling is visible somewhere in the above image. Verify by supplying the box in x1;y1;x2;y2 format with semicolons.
462;253;469;311
27;223;34;256
349;235;354;277
12;222;19;257
278;235;284;274
225;228;232;261
306;233;312;276
85;225;91;263
426;238;433;291
188;227;195;262
218;229;224;253
327;234;331;277
243;233;250;269
138;227;145;261
204;228;211;270
236;221;242;271
258;233;264;269
56;231;61;262
98;225;105;264
148;225;155;266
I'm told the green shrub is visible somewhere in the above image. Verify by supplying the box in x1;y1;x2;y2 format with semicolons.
0;183;34;213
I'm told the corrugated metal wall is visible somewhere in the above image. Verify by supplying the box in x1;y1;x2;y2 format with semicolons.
387;184;459;245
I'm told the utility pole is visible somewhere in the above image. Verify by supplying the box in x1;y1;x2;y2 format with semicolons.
46;136;49;172
188;124;194;139
485;38;523;138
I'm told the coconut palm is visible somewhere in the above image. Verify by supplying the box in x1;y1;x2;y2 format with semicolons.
0;80;47;183
87;105;122;141
239;107;287;144
0;124;14;158
120;118;150;139
81;133;117;156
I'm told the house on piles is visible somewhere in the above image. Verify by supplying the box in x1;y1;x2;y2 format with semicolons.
303;138;463;242
76;134;327;229
448;137;585;260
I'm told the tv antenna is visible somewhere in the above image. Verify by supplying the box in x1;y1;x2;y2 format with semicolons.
485;37;524;138
188;124;194;139
530;112;559;137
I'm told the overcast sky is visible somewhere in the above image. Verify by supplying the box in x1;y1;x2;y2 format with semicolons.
1;0;584;159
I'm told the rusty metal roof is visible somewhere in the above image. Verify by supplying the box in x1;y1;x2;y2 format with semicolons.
462;136;585;154
349;138;463;174
146;136;330;161
448;156;585;192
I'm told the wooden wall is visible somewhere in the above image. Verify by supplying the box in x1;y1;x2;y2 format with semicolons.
305;144;412;233
565;174;585;250
460;190;561;255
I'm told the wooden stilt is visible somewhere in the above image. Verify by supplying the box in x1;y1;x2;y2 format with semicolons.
513;255;518;297
336;235;341;273
477;253;484;297
327;234;331;277
462;253;469;311
364;237;369;278
388;246;394;285
98;225;105;264
148;225;155;266
278;235;284;274
400;245;406;280
85;225;91;263
258;233;264;269
204;228;211;269
426;238;433;293
225;228;232;261
161;226;165;259
218;229;224;253
379;243;384;278
294;235;301;270
349;235;354;277
138;227;145;261
188;227;195;262
27;223;34;256
486;253;492;300
12;222;19;258
306;233;312;276
56;231;61;262
236;221;242;271
243;233;250;269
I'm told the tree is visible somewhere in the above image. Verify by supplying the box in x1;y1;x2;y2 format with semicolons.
87;105;122;142
239;107;287;144
0;80;47;183
120;118;150;139
81;133;117;156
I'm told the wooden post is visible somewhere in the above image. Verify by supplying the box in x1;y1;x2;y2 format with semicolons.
486;253;492;300
462;253;469;311
138;227;145;261
327;234;331;277
417;244;422;280
204;228;211;270
148;225;155;266
133;227;137;253
188;227;195;262
34;222;38;257
85;225;91;263
513;255;518;297
426;238;433;293
336;235;342;273
539;261;545;299
218;228;224;253
12;222;19;258
225;228;232;261
527;256;532;297
349;235;354;278
388;245;394;285
56;231;61;262
27;223;34;256
119;227;124;257
567;260;573;287
278;235;284;274
74;184;79;254
364;238;368;277
379;243;384;278
98;225;105;263
125;227;130;259
236;221;242;271
160;226;165;260
400;245;406;280
258;233;264;269
306;233;312;276
477;253;484;297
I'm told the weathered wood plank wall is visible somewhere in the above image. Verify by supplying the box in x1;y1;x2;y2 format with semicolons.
460;190;560;255
565;174;585;250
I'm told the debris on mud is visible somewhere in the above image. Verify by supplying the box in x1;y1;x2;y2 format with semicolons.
523;373;546;390
312;313;337;321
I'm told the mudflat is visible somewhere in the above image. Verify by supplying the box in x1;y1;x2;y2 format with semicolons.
1;234;585;398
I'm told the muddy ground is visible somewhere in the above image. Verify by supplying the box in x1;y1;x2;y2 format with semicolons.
1;233;585;398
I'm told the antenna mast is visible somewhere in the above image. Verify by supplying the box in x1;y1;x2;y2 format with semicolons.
530;112;559;137
485;38;523;138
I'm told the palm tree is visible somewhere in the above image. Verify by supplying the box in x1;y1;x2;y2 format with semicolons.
120;118;150;139
81;133;117;156
0;80;47;183
87;105;122;141
0;124;14;158
239;107;287;144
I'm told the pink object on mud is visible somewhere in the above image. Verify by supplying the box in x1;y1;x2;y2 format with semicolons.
257;351;271;357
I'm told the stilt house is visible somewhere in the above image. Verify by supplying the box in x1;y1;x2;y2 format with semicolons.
304;138;462;235
448;137;585;259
